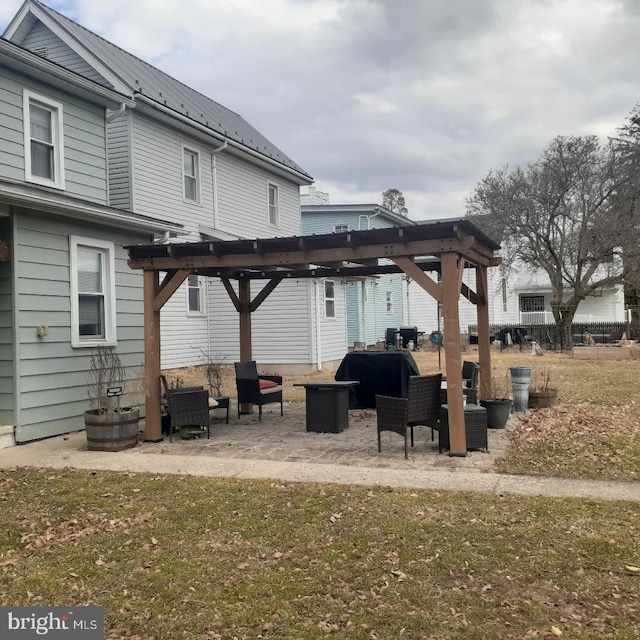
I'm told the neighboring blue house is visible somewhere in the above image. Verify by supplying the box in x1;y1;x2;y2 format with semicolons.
3;1;357;379
0;37;181;444
301;191;414;347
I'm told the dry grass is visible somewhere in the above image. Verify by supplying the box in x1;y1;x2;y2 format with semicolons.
1;468;639;639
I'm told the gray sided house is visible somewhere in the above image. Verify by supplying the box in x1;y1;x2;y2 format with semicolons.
0;38;180;444
301;202;414;347
4;0;329;373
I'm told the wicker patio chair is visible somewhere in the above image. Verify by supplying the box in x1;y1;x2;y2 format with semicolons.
406;373;443;445
165;388;210;441
376;394;410;459
234;361;283;420
462;361;480;404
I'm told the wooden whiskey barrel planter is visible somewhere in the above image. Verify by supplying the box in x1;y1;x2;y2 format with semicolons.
84;409;140;451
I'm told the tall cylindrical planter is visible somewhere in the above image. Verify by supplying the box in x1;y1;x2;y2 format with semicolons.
509;367;532;412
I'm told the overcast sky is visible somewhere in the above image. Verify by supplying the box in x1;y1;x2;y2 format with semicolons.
2;0;639;219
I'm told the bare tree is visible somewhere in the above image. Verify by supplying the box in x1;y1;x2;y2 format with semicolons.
381;188;408;216
467;135;640;346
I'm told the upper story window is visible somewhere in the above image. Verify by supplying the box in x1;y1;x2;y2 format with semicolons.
386;291;393;314
183;147;200;203
324;280;335;319
333;224;348;233
23;90;65;189
268;183;279;226
520;295;544;312
70;236;116;347
187;275;205;315
358;215;369;230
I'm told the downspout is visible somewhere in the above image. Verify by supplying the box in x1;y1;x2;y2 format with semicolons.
315;281;323;371
211;140;228;228
106;102;127;123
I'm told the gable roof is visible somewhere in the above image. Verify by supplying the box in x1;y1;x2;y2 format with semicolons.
4;0;312;184
301;203;414;227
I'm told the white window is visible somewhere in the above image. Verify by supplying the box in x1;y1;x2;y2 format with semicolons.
23;90;64;189
187;275;205;315
386;291;393;314
70;236;116;347
333;224;348;233
183;147;200;202
358;215;369;230
324;280;335;318
268;183;279;226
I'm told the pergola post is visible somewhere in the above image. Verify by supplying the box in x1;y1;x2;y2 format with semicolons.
476;264;492;400
441;251;466;456
238;279;253;414
143;269;162;442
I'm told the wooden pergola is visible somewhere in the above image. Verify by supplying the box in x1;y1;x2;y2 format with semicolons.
126;218;501;456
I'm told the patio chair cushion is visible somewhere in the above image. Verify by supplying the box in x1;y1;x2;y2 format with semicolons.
208;397;219;408
259;379;278;390
260;383;283;395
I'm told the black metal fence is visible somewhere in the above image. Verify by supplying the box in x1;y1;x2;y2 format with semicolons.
467;321;635;352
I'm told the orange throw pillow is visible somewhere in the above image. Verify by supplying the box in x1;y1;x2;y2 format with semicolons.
259;379;278;390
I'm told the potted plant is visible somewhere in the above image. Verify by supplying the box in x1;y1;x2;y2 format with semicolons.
528;367;559;409
480;368;513;429
84;346;140;451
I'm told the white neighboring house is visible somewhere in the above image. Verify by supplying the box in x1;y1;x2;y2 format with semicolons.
407;254;625;338
5;0;349;375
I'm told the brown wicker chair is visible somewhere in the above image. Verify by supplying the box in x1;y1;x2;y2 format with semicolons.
234;361;283;420
376;394;410;458
406;373;443;445
165;388;210;441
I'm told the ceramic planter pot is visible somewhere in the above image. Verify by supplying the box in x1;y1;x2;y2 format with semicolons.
480;399;512;429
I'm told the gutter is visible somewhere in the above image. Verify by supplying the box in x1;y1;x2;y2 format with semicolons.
134;93;313;185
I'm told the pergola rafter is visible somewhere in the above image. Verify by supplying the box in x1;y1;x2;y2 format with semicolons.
127;218;501;456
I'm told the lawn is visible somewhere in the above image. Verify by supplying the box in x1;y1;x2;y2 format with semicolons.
1;468;639;639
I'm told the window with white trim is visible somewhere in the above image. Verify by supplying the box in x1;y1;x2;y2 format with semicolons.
70;237;116;347
268;183;279;226
333;223;348;233
187;275;205;315
520;295;545;312
23;90;64;189
324;280;335;318
386;291;393;314
358;215;369;230
183;147;200;202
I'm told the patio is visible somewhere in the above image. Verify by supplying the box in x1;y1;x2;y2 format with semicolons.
137;401;511;474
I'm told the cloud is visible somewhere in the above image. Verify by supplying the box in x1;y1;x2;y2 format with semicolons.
2;0;638;219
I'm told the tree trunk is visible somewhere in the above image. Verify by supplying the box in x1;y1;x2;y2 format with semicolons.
551;302;579;349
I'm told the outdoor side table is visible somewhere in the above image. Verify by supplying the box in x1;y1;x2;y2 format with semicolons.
439;403;488;453
294;381;359;433
211;396;230;423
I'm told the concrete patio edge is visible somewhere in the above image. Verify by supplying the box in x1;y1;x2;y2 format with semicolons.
1;432;640;502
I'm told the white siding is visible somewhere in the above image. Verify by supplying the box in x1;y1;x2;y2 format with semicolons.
106;110;132;210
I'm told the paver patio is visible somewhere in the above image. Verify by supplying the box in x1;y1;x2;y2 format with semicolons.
137;401;510;474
